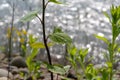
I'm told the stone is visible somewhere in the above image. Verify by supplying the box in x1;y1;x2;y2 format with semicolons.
0;69;12;78
0;77;7;80
11;56;27;68
19;68;29;75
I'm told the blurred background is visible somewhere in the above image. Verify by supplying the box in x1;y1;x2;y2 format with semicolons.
0;0;120;63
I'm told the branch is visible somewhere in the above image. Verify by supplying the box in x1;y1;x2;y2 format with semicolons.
8;2;15;80
36;14;43;24
45;1;50;9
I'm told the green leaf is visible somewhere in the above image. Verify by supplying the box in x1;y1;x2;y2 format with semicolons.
79;48;88;57
102;52;109;61
69;46;77;56
92;76;101;80
117;47;120;52
49;33;72;44
28;48;38;60
78;48;88;62
103;11;111;22
53;27;63;33
94;34;110;45
26;48;39;72
63;65;71;73
48;65;67;75
49;0;62;4
110;5;120;24
28;34;38;45
106;62;112;68
20;10;39;23
100;68;109;80
31;42;54;48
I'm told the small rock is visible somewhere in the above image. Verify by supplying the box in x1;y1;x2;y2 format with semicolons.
12;53;20;57
0;69;12;78
0;77;7;80
19;68;29;75
11;56;27;68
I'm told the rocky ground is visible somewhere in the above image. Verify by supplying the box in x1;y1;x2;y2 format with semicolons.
0;53;120;80
0;53;77;80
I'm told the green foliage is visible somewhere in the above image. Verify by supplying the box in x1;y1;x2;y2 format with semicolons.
20;10;39;23
49;33;72;44
94;34;110;45
49;27;72;44
43;62;71;79
100;67;110;80
28;34;38;45
20;34;41;79
53;27;63;33
19;1;72;78
49;0;62;4
67;44;95;80
26;47;41;79
110;5;120;41
78;48;89;63
16;0;120;80
95;5;120;80
110;5;120;24
48;65;70;75
30;42;54;48
67;45;77;69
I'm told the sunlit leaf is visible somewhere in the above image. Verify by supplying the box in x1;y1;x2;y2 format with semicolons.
31;42;54;48
106;62;112;67
117;47;120;52
103;11;111;22
49;0;62;4
63;65;71;73
20;10;39;23
79;48;88;57
69;46;77;56
28;34;38;44
79;48;88;62
26;48;39;72
48;65;66;75
94;34;110;45
49;33;72;44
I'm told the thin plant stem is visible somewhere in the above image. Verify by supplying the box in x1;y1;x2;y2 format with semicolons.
109;19;117;80
8;3;15;80
109;38;115;80
42;0;53;80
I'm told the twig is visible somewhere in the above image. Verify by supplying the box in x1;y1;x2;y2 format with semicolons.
8;2;15;80
45;1;50;9
36;14;43;24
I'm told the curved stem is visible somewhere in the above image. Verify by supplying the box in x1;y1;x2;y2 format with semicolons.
42;0;53;80
36;14;43;24
45;1;50;9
